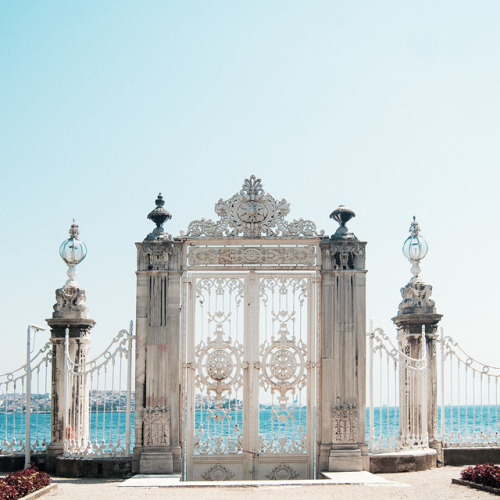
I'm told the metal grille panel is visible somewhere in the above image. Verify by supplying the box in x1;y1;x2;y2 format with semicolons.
185;271;317;481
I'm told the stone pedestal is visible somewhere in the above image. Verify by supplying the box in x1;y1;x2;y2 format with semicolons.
392;279;442;454
46;282;94;469
139;450;174;474
328;446;363;472
319;227;367;472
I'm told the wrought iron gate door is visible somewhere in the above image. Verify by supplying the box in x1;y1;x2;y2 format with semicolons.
185;271;317;481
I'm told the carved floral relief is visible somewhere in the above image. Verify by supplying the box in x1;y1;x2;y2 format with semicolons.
143;406;170;447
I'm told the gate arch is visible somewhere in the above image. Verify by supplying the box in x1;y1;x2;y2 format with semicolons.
133;176;367;479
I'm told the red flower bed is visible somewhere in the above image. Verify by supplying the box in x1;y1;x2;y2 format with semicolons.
0;466;51;500
461;463;500;489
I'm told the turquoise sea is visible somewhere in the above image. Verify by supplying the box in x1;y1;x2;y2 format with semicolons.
0;406;498;453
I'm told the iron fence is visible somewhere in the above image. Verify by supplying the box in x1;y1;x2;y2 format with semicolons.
0;342;52;455
367;325;428;453
63;322;134;457
439;330;500;447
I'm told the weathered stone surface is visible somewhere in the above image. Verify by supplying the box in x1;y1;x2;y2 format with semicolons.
444;447;500;466
328;448;362;472
139;451;173;474
0;454;45;473
369;449;437;473
55;456;132;477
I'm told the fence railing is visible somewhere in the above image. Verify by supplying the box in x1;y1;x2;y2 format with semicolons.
3;320;499;461
0;322;134;460
439;331;500;447
367;326;428;453
63;322;134;457
0;342;52;455
367;325;500;453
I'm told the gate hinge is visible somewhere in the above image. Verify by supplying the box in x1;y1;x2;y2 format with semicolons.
182;362;196;369
241;362;261;370
238;448;260;457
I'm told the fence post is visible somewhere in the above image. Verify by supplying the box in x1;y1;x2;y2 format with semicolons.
421;326;428;447
24;326;32;469
63;328;69;455
440;328;445;447
369;326;374;451
125;321;134;455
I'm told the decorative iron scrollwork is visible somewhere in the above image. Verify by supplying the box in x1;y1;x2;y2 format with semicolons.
258;277;309;455
193;277;245;455
183;175;322;238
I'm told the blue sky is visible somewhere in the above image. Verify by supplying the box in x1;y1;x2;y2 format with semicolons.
1;1;499;371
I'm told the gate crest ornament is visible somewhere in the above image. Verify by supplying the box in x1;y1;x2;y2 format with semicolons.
183;175;322;238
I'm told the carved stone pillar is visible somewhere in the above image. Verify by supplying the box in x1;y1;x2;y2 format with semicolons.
392;217;442;457
392;284;442;453
319;206;367;472
45;317;94;462
45;221;94;470
133;194;183;474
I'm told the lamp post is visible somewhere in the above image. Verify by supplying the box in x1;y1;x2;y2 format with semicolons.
46;220;95;469
25;323;46;469
393;216;443;454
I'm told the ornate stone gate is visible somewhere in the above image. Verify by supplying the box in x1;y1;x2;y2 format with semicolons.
133;176;367;479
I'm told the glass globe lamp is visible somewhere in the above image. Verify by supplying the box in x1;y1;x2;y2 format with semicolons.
402;216;428;280
59;219;87;284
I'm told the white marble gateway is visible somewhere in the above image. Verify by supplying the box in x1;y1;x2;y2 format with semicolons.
133;176;367;479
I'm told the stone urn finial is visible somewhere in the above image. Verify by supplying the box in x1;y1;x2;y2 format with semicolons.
145;193;173;241
330;205;357;241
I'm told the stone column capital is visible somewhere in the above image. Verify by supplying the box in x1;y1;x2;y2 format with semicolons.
392;312;443;337
320;239;367;271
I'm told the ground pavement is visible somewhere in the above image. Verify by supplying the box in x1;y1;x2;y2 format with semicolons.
47;467;492;500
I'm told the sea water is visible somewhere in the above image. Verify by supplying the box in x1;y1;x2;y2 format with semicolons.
0;406;498;452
